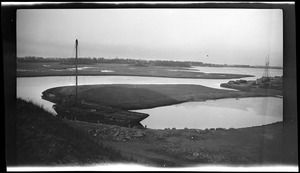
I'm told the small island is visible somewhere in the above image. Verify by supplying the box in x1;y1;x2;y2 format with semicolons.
220;76;283;96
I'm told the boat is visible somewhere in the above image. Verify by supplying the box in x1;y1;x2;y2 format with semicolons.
52;102;148;128
42;39;149;128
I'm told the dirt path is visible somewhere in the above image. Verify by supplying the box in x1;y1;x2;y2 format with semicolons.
65;120;289;166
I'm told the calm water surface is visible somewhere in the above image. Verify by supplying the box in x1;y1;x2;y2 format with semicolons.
17;67;283;129
136;97;282;129
190;66;283;80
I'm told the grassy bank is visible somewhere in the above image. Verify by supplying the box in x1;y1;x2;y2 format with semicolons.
42;84;281;110
16;99;133;165
15;99;297;166
17;62;254;79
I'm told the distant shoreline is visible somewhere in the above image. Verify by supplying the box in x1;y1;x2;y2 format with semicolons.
17;57;284;69
17;61;283;79
16;73;254;79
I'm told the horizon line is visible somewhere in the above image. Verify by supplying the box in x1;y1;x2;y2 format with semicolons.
16;56;283;68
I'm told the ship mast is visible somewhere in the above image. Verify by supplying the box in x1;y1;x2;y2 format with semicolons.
75;39;78;105
263;54;270;78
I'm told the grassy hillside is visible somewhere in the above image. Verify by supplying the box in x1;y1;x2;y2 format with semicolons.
16;99;131;165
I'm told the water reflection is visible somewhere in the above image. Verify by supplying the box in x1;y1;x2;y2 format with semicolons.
137;97;282;129
190;66;283;81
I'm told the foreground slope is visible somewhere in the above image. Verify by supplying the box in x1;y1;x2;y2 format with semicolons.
15;99;297;166
16;99;131;165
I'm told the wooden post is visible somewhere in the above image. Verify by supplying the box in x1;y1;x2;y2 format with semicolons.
75;39;78;105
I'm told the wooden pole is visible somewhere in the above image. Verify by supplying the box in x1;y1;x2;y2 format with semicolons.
75;39;78;105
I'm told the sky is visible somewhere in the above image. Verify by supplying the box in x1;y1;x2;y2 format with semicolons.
17;9;283;67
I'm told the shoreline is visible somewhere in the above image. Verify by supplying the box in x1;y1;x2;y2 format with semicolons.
17;62;255;79
17;72;254;79
42;84;282;111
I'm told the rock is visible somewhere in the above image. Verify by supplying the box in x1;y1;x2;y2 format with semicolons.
195;129;203;133
125;135;131;140
113;131;120;137
158;134;164;139
134;131;145;137
193;152;200;157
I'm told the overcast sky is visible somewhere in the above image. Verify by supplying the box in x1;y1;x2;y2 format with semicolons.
17;9;283;66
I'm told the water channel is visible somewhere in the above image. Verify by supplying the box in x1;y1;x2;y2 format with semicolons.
16;67;283;129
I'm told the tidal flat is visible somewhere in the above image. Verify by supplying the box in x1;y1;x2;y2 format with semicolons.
42;84;282;110
17;62;254;79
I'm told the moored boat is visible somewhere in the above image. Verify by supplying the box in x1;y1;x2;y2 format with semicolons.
53;103;148;128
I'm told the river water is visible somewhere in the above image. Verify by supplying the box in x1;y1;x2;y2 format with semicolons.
137;97;282;129
16;66;283;129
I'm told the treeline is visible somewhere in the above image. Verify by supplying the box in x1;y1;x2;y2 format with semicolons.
17;56;193;67
16;56;282;69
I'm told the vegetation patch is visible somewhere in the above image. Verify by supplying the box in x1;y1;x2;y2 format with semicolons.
42;84;281;111
16;99;130;165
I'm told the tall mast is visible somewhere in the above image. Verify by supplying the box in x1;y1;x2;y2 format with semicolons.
263;54;270;78
75;39;78;105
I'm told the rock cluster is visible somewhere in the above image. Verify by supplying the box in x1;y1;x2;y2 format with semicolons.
87;126;146;142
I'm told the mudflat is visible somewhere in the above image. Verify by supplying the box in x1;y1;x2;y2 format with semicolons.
42;84;282;110
17;62;254;79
